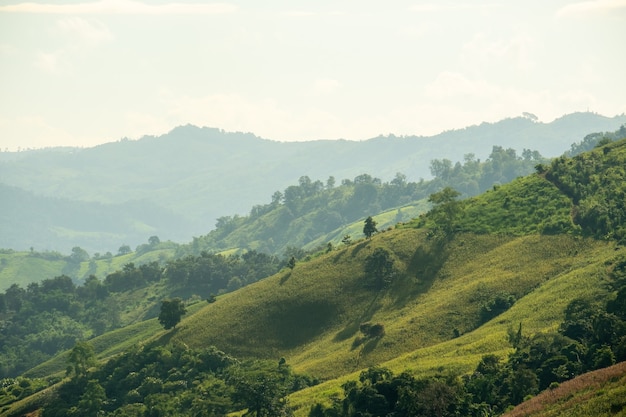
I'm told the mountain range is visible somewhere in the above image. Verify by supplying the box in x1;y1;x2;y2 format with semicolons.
1;112;625;254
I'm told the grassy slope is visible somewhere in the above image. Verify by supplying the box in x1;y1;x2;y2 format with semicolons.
0;252;66;290
0;248;177;291
502;361;626;417
169;230;618;415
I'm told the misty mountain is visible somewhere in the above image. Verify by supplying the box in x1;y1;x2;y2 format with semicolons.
0;111;624;253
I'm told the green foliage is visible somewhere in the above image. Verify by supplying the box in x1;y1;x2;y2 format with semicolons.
158;298;187;330
38;343;314;417
567;124;626;156
415;175;576;236
545;138;626;242
363;248;395;289
68;341;96;378
362;216;378;239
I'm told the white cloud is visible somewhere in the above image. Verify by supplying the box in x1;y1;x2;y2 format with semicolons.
424;71;492;99
281;10;317;17
0;116;78;149
35;51;65;73
57;17;113;44
0;1;237;15
312;78;341;96
460;33;536;74
557;0;626;18
410;2;500;12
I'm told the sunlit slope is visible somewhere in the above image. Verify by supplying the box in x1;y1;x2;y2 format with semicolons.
286;240;618;415
173;229;616;380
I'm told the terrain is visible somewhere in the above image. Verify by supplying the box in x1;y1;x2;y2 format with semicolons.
1;112;624;254
1;133;626;416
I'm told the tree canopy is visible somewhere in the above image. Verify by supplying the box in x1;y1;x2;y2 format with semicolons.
158;298;187;330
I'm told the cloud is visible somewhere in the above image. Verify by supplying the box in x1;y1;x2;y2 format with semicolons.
312;78;341;96
0;116;78;149
35;51;65;73
57;17;113;44
557;0;626;18
280;10;317;17
0;1;237;15
460;33;536;73
409;2;500;12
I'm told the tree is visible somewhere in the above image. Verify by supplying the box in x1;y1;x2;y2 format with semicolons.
69;246;89;263
364;248;395;288
68;341;96;378
148;235;161;246
74;379;106;417
363;216;378;239
158;298;187;330
428;187;462;232
287;256;296;270
117;244;132;256
230;362;293;417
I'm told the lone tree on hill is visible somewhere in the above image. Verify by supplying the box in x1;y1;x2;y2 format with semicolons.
68;341;96;378
363;216;378;239
428;187;462;232
158;298;187;330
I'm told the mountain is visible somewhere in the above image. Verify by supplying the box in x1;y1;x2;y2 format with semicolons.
0;184;193;255
3;137;626;416
0;112;624;254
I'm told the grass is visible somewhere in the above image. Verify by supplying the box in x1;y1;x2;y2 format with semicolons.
11;222;620;416
0;253;66;291
302;201;430;251
162;227;620;415
503;361;626;417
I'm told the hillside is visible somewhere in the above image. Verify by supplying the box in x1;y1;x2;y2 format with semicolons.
2;138;626;416
503;361;626;417
0;112;623;253
0;141;549;290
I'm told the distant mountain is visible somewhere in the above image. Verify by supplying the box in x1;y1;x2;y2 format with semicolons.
0;183;193;255
0;112;624;253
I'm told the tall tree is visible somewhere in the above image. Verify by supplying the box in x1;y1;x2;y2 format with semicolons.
363;216;378;239
68;341;96;378
158;298;187;330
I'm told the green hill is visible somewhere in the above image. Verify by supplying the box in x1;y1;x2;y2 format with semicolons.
3;138;626;416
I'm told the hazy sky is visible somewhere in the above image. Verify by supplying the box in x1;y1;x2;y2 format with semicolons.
1;0;625;149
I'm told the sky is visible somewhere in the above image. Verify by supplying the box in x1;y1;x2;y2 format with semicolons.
1;0;625;150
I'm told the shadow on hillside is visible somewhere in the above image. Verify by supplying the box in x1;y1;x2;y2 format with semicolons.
266;300;340;349
391;237;451;307
350;241;369;257
331;240;370;264
333;293;381;342
279;271;292;285
152;327;180;346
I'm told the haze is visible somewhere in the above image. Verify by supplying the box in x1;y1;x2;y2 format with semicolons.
1;0;625;150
